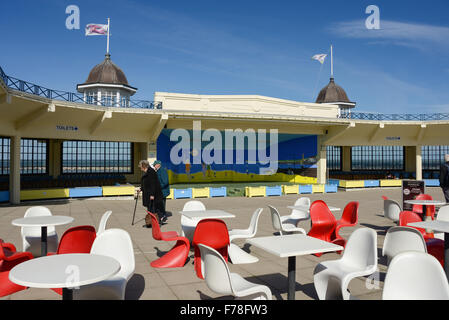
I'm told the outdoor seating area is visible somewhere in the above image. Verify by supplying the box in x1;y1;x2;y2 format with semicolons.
0;187;448;300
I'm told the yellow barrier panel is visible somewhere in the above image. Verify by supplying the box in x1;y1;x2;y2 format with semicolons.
192;187;210;198
339;180;365;188
102;185;136;196
245;186;266;197
294;175;317;184
166;189;174;200
21;188;70;201
312;184;325;193
380;179;403;187
282;185;299;195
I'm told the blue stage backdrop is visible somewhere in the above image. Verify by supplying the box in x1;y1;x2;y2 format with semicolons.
157;129;318;175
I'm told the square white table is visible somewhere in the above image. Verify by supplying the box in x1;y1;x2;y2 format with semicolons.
178;210;235;220
408;220;449;278
9;253;121;300
247;234;344;300
12;216;74;256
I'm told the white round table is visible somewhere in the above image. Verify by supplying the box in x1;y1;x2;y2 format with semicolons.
12;216;74;256
9;253;120;300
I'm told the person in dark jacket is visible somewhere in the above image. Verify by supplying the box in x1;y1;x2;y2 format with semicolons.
440;154;449;203
153;160;170;221
139;160;165;223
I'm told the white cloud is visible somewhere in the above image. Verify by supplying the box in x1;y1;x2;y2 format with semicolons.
330;20;449;51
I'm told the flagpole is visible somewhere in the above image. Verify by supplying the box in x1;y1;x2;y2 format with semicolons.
330;44;333;78
106;18;110;55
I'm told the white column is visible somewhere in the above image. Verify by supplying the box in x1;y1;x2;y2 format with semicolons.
416;146;422;181
116;91;120;107
148;141;157;164
317;136;327;185
9;136;21;204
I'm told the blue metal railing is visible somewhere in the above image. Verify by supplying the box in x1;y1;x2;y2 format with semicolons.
339;112;449;121
0;65;162;109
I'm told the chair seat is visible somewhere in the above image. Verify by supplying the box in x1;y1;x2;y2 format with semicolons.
161;231;180;240
0;271;27;297
228;243;259;265
230;273;271;299
319;260;375;279
281;222;306;234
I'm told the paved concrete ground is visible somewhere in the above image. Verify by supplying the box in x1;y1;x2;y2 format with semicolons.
0;187;446;300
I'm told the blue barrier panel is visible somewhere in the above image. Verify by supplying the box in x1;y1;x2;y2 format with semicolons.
174;188;193;199
325;185;338;193
265;186;282;196
69;187;103;198
209;187;227;197
424;179;440;187
299;185;313;194
364;180;380;188
0;191;9;203
328;179;340;186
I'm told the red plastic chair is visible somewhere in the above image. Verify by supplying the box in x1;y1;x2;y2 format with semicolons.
412;194;435;220
333;201;359;240
49;225;96;255
0;239;33;297
307;201;346;257
399;211;444;267
192;219;230;279
147;211;190;269
49;225;97;295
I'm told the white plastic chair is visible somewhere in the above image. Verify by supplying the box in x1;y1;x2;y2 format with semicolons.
73;228;135;300
181;200;205;243
383;199;401;222
268;206;306;235
313;228;378;300
21;206;58;257
97;210;112;235
198;243;272;300
382;226;427;265
382;251;449;300
435;205;449;240
228;208;263;265
280;197;311;226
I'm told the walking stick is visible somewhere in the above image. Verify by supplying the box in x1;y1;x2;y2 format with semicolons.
131;189;140;226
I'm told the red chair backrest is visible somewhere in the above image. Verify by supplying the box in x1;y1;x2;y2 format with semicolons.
382;196;389;200
56;226;96;254
340;202;359;225
147;212;163;241
193;219;230;279
308;200;337;240
399;211;426;237
412;194;435;217
193;219;230;251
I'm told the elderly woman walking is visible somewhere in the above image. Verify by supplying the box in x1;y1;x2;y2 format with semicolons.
139;160;165;225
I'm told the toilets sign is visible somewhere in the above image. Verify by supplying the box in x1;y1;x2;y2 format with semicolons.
169;121;279;175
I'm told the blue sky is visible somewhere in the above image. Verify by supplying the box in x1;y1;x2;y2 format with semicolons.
1;0;448;114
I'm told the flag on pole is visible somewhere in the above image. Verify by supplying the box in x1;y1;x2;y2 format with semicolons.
311;54;327;64
85;23;108;36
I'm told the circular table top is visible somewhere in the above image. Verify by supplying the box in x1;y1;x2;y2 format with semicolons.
11;215;74;227
403;200;447;206
9;253;120;288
